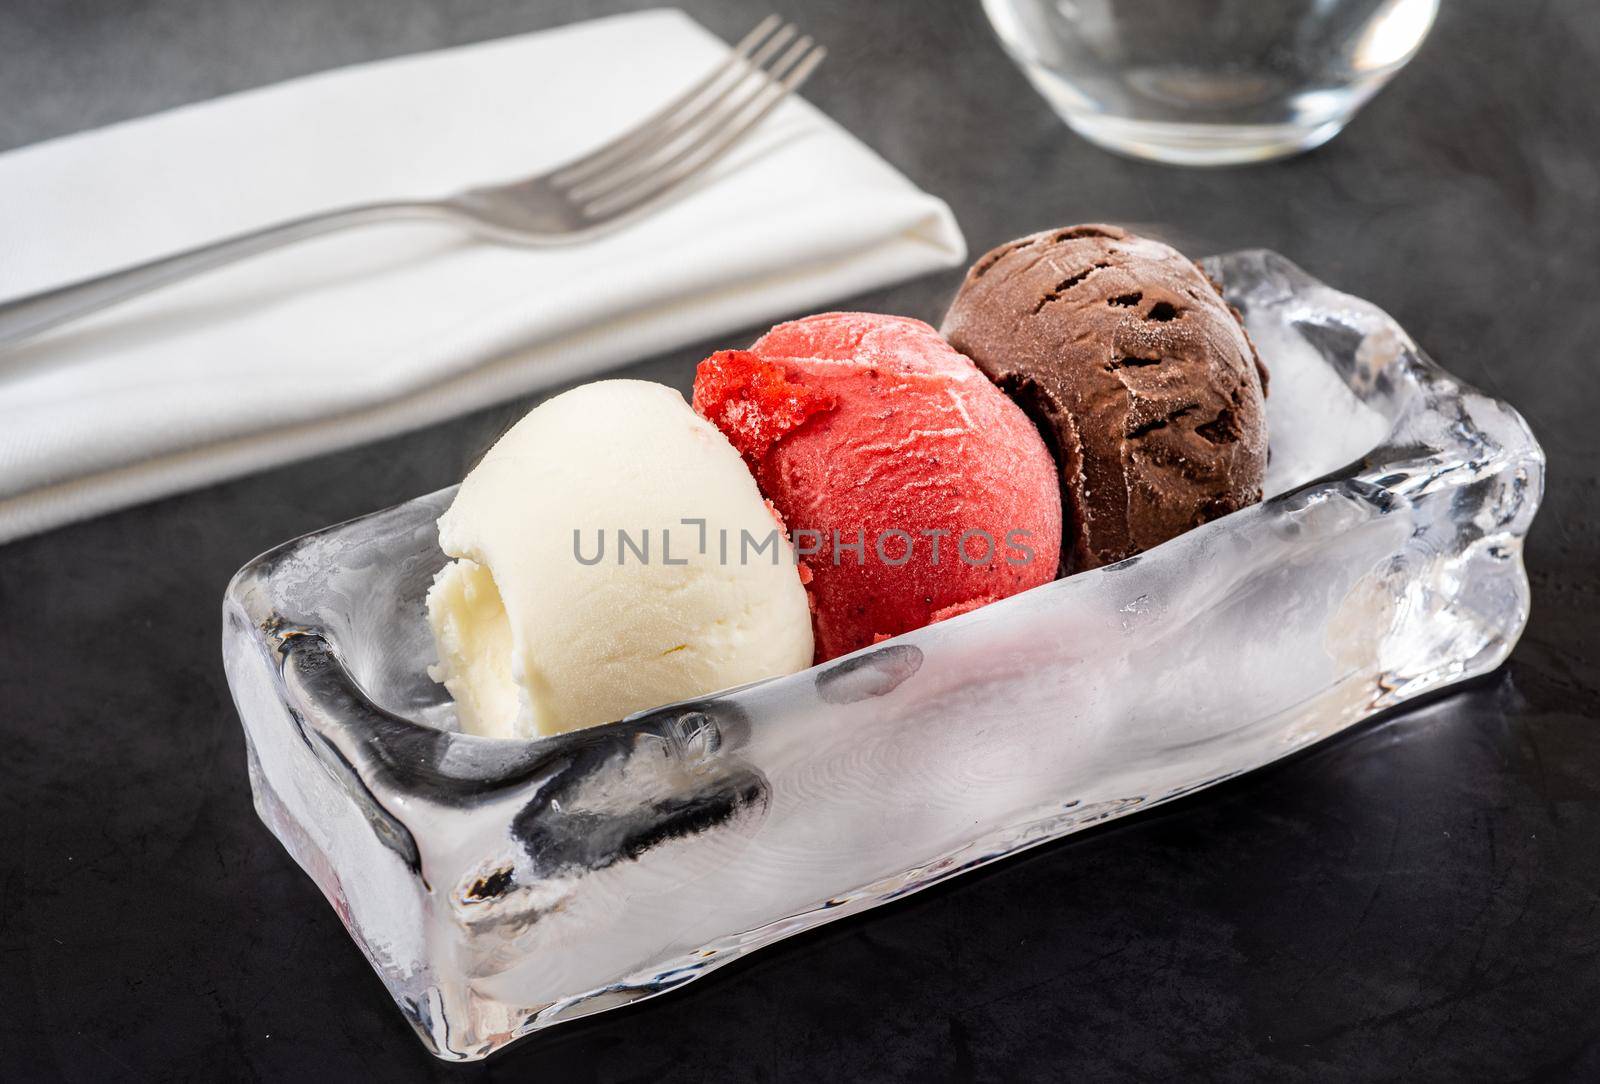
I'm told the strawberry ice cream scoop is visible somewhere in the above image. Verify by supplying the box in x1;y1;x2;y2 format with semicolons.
694;312;1062;663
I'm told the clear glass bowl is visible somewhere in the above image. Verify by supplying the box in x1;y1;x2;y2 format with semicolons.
222;251;1543;1061
982;0;1439;165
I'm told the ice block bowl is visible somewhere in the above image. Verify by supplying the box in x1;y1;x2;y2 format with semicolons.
222;252;1543;1061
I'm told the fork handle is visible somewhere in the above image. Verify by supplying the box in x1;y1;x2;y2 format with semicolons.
0;200;461;347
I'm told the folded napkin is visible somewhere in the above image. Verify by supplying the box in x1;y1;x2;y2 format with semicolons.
0;9;964;544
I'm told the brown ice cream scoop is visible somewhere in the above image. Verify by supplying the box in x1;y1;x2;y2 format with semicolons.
942;224;1268;576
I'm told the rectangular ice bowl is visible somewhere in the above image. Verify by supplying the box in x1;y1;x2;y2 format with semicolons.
222;251;1544;1061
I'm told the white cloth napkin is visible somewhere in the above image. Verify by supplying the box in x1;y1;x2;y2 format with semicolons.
0;9;964;544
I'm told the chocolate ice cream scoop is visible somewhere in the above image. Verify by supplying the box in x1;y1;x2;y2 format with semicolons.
942;224;1268;575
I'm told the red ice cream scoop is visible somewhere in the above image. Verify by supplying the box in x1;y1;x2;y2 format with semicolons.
694;312;1062;663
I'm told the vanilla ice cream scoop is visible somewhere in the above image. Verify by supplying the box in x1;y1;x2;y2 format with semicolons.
427;380;814;739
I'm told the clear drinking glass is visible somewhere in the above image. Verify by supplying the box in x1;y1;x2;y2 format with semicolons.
982;0;1439;165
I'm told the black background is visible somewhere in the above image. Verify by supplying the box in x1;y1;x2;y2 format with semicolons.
2;1;1598;1080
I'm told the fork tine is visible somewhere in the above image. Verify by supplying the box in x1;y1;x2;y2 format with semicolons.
550;14;785;187
563;23;800;203
581;43;825;223
573;34;818;207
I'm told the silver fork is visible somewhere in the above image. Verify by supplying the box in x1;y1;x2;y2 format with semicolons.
0;15;824;347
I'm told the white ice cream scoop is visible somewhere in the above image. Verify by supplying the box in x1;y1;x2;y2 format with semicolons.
426;379;814;739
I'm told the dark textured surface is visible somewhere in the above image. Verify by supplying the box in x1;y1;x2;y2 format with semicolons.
1;1;1597;1080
